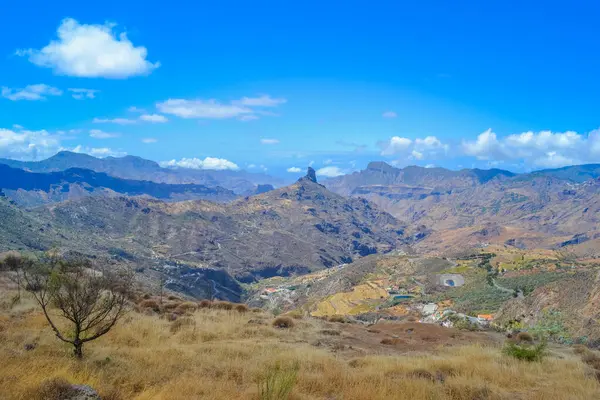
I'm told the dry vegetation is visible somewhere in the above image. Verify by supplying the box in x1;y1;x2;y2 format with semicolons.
0;286;599;399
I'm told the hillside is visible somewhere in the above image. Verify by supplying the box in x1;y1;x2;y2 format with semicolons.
0;169;412;300
0;164;237;206
323;162;600;253
0;151;283;194
2;284;598;399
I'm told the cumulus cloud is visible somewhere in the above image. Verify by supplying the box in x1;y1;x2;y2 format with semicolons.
286;167;302;173
71;145;126;157
462;128;600;168
0;127;62;159
234;95;287;107
89;129;119;139
1;84;62;101
93;117;137;125
316;166;345;177
160;157;239;171
18;18;159;78
382;111;397;118
379;135;448;161
260;138;279;145
68;88;98;99
141;138;157;144
139;114;168;123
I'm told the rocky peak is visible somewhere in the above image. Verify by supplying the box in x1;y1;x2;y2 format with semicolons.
299;167;318;184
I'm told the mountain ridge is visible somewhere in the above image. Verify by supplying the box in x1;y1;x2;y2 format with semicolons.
0;151;283;194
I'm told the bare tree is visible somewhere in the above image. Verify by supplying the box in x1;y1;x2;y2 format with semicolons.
0;251;32;303
22;256;133;359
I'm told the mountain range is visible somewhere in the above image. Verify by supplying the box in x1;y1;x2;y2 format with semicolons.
0;164;237;206
0;151;283;194
323;161;600;252
2;151;600;301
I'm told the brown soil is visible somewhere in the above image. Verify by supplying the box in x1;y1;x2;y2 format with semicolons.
312;321;501;357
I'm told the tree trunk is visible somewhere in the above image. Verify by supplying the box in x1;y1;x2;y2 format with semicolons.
73;340;83;359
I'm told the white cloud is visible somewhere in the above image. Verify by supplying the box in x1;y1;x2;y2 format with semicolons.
0;127;62;160
18;18;159;78
382;111;397;118
93;117;137;125
316;166;345;177
12;124;24;130
461;128;598;168
156;99;253;119
89;129;119;139
234;95;287;107
287;167;302;173
1;84;62;101
380;135;448;161
239;115;259;122
380;136;412;155
160;157;239;171
139;114;168;123
128;106;145;113
141;138;157;144
71;145;126;157
157;95;285;121
260;138;279;145
425;164;436;168
68;88;98;99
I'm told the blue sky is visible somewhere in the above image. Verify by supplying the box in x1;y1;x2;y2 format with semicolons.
1;1;600;179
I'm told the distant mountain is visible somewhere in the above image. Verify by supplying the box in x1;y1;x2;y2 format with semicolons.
0;164;237;207
0;168;414;299
530;164;600;183
0;151;283;194
324;162;516;196
323;162;600;251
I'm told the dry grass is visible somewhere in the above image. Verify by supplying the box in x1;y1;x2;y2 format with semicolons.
272;316;295;329
0;290;599;399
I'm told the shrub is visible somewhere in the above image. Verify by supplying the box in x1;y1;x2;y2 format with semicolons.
235;304;249;313
174;302;198;314
198;300;212;308
28;378;78;400
581;351;600;370
272;316;294;329
381;338;405;345
328;315;347;323
139;299;160;312
283;310;303;320
212;301;234;310
516;331;534;343
453;318;480;331
503;340;546;362
258;362;299;400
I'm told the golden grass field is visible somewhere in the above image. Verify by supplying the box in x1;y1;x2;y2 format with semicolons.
1;287;600;400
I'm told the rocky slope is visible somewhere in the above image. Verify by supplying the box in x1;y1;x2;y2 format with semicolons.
0;169;413;299
323;162;600;252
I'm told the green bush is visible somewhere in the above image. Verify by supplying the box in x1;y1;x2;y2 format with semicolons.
258;361;299;400
503;340;546;362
